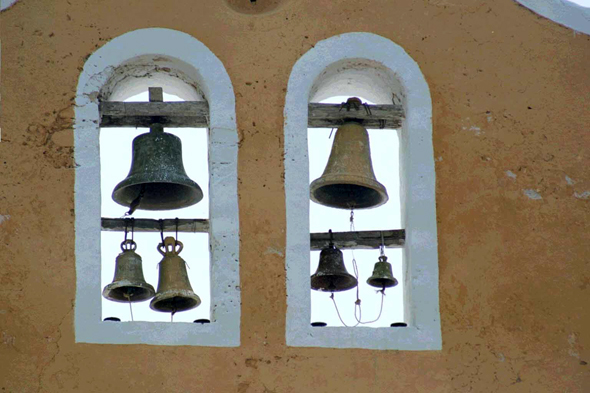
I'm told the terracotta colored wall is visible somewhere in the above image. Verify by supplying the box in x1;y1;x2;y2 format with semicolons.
1;0;589;391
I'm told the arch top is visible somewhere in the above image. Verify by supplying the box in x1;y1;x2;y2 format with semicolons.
76;28;236;130
514;0;590;36
286;32;431;123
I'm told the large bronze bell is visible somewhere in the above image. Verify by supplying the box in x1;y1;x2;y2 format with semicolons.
311;244;358;292
150;237;201;313
112;124;203;211
102;239;156;302
310;122;389;209
366;255;398;289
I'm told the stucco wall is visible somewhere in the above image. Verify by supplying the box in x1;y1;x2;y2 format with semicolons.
1;0;589;391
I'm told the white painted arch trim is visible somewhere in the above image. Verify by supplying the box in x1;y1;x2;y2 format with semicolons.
0;0;18;11
514;0;590;36
284;32;441;350
74;28;240;346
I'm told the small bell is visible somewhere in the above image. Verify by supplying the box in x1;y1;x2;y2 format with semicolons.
112;124;203;211
310;121;388;209
102;239;156;302
311;244;358;292
150;237;201;313
366;255;398;289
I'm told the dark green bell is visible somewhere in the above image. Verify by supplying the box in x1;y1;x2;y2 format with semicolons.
311;244;358;292
366;255;398;289
112;124;203;211
102;239;156;303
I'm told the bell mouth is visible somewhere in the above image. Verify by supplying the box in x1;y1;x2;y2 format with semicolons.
149;291;201;313
310;273;358;292
112;176;203;211
310;174;388;209
102;281;156;303
366;277;398;288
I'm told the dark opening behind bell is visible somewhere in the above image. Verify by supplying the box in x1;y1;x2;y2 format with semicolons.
311;244;357;292
310;121;388;210
102;239;156;303
112;124;203;211
366;255;398;289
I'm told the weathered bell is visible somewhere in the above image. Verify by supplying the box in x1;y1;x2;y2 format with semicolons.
102;239;156;302
112;124;203;211
311;244;358;292
150;237;201;313
310;122;388;209
366;255;398;289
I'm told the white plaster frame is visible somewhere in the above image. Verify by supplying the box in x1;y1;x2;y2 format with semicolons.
284;33;441;350
74;28;240;346
0;0;18;11
514;0;590;36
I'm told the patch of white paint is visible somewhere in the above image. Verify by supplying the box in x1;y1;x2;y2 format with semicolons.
565;175;576;185
435;156;443;162
1;331;15;346
497;353;506;362
523;189;542;200
568;333;580;359
0;214;10;224
263;247;284;257
513;0;590;36
574;191;590;199
506;170;517;179
284;33;440;350
487;114;494;123
74;28;240;346
469;126;482;136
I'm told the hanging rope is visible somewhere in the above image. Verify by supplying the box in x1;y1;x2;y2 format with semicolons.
330;292;359;327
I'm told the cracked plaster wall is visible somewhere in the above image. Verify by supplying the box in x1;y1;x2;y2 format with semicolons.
0;0;589;392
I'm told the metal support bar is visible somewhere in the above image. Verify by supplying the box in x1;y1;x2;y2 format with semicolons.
99;101;404;129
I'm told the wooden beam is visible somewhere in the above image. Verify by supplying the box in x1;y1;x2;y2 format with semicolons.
310;229;405;251
99;101;404;129
99;101;210;128
101;218;209;233
101;218;404;250
307;103;403;129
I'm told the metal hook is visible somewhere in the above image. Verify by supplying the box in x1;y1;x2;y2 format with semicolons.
379;231;385;256
159;219;165;244
175;217;179;246
130;218;135;242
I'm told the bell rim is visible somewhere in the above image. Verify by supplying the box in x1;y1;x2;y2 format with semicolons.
102;280;156;303
149;290;202;312
310;272;358;292
310;174;389;209
112;173;204;210
366;277;399;288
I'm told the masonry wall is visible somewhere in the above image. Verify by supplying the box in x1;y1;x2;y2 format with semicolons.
1;0;589;391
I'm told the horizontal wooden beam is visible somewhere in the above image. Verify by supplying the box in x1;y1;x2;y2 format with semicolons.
310;229;405;250
101;218;404;250
101;218;209;233
307;103;403;129
99;101;404;129
99;101;210;128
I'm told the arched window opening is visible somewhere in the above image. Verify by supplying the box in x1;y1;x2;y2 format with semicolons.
74;28;240;346
100;89;211;323
308;95;403;328
285;33;440;350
